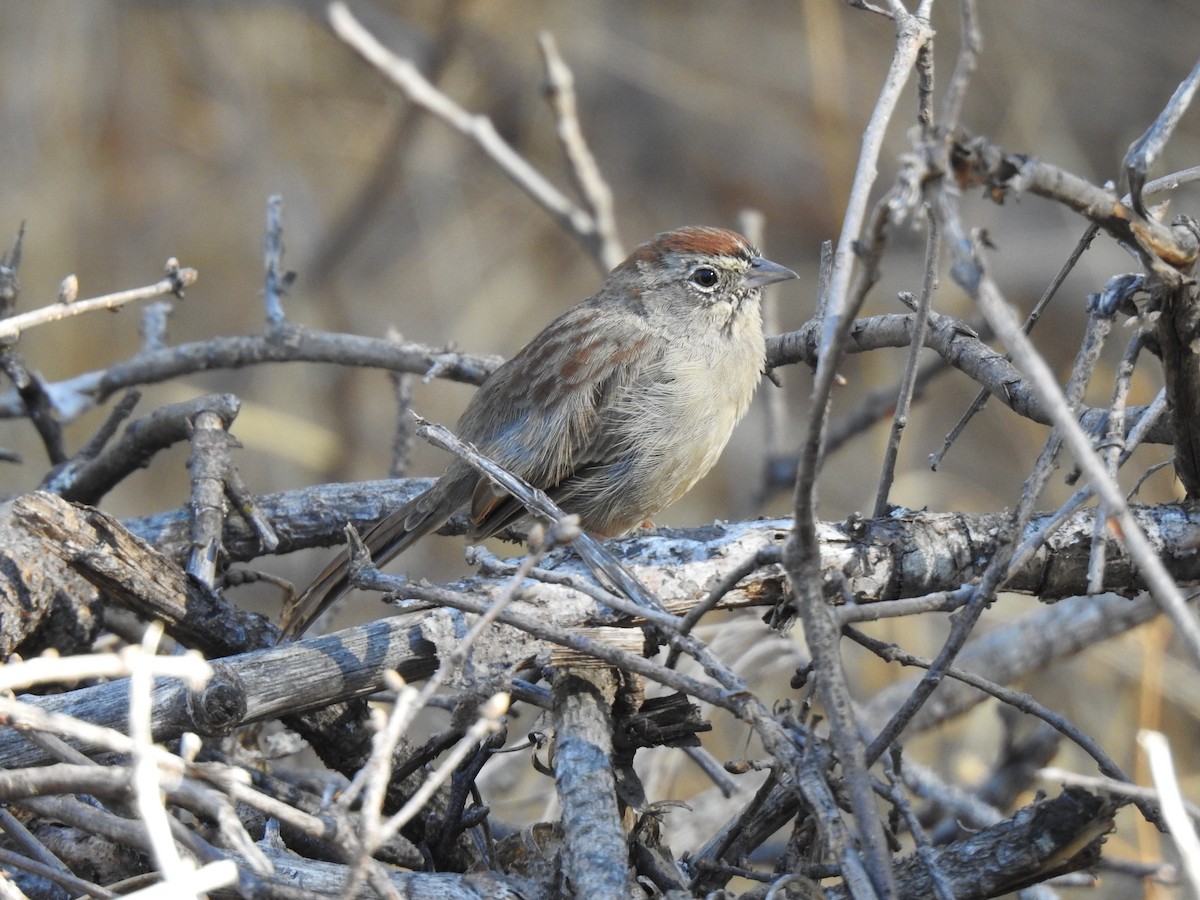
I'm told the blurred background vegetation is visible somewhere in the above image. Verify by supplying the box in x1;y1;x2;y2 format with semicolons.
1;3;1197;894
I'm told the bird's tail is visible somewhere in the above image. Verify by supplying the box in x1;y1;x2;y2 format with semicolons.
276;483;460;642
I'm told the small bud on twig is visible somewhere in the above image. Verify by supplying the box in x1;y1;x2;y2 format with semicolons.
57;274;78;305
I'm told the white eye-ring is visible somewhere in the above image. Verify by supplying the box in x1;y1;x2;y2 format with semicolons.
689;266;720;289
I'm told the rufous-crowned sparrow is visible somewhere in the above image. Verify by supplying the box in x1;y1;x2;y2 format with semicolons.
279;226;796;640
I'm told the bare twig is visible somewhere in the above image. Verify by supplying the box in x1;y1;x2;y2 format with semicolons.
340;524;573;886
186;409;238;587
937;192;1200;667
388;369;417;478
1089;322;1150;592
937;0;981;130
786;7;935;893
415;416;671;620
127;624;190;881
930;223;1100;469
0;844;114;900
537;32;623;271
0;329;501;425
0;260;196;341
1124;60;1200;216
379;694;508;847
0;639;210;695
328;2;605;259
933;162;1200;466
262;195;289;331
872;211;939;517
844;626;1154;823
1039;766;1200;822
738;209;794;508
882;751;955;900
952;136;1199;276
0;222;25;316
1139;731;1200;896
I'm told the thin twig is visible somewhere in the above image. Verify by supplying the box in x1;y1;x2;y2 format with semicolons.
262;195;288;331
415;415;672;619
883;750;955;900
939;198;1200;666
937;0;981;130
930;161;1200;467
929;223;1100;469
1006;389;1167;577
378;694;507;846
1139;731;1200;896
786;9;934;894
873;210;940;517
128;624;189;881
869;179;1153;763
345;523;568;873
1038;766;1200;822
328;3;602;257
537;31;623;271
836;586;972;625
1124;59;1200;216
0;261;196;340
388;370;417;479
845;625;1153;822
1089;325;1149;592
0;844;115;900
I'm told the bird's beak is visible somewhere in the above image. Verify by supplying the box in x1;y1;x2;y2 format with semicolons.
743;256;798;289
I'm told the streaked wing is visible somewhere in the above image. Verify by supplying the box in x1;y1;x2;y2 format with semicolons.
459;303;658;538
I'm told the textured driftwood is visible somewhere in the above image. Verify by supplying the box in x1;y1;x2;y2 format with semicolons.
12;492;273;656
9;489;1200;768
0;498;99;658
824;787;1116;900
117;485;1200;604
0;620;437;768
551;667;635;898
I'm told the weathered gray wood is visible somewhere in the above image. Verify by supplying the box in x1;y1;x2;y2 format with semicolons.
0;620;437;768
552;668;635;899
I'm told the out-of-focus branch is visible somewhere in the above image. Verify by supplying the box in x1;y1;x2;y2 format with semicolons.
328;2;612;264
1124;59;1200;217
537;32;623;271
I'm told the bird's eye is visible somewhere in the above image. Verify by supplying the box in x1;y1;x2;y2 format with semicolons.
689;266;719;289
